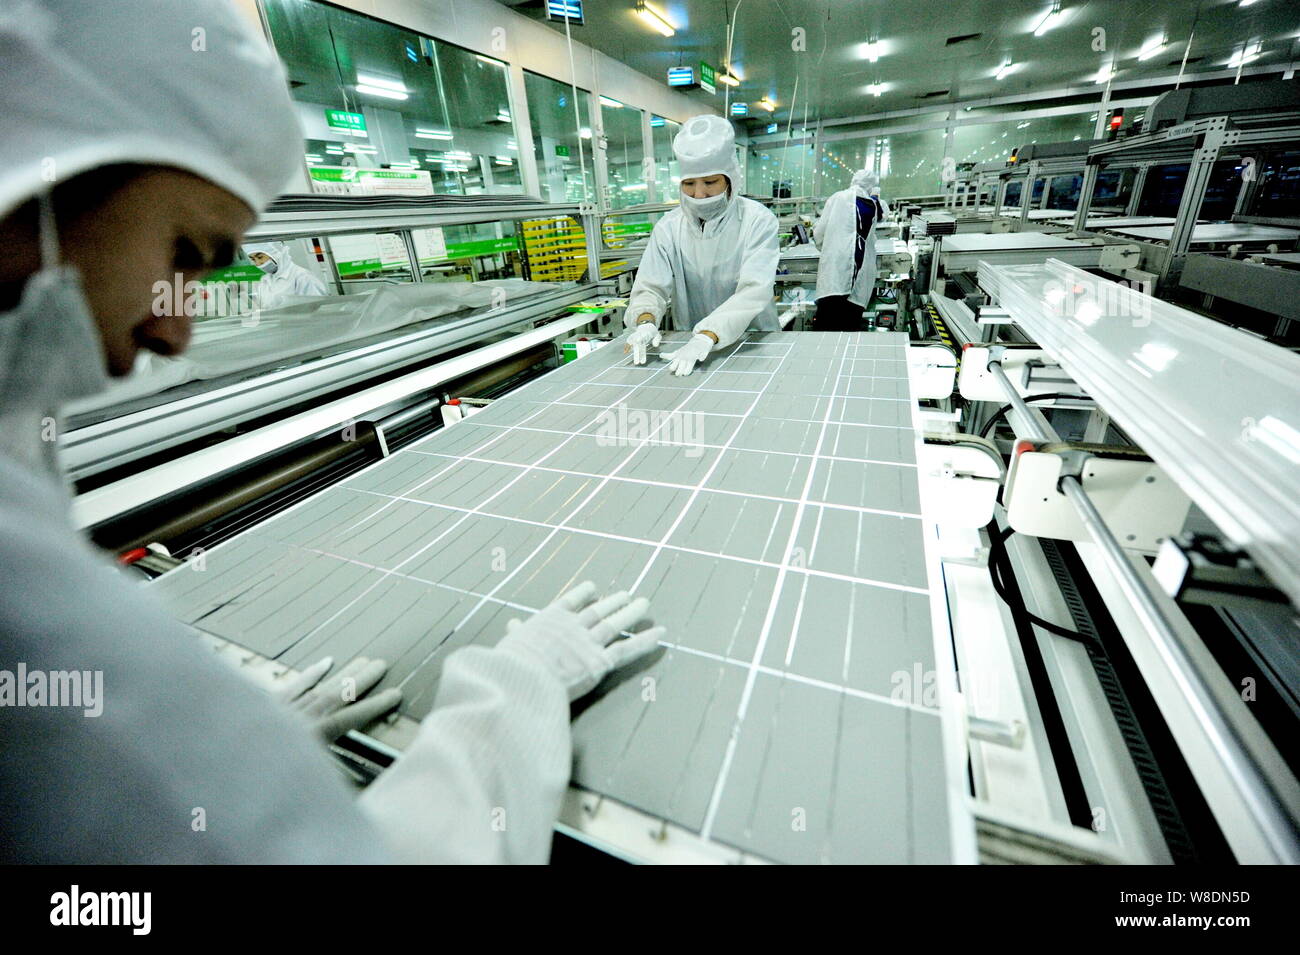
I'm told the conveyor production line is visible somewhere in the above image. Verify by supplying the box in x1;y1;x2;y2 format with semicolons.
149;330;975;864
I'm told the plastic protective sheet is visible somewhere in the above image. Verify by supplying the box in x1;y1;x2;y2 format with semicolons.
69;279;561;412
980;258;1300;608
149;329;972;864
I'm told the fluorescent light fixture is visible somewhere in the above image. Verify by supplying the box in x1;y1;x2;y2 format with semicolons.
304;154;323;161
719;71;740;87
650;116;666;127
599;96;622;108
356;84;409;101
766;122;778;134
1227;40;1262;68
621;182;647;191
446;150;473;161
507;140;518;150
861;40;883;62
635;1;675;37
731;102;749;116
476;54;504;67
496;109;512;122
415;128;454;140
1252;416;1300;466
1032;2;1062;36
995;60;1014;80
1138;35;1167;60
306;158;321;164
344;143;377;154
1238;0;1259;5
580;127;593;139
1017;121;1031;129
759;97;776;111
325;146;345;154
494;157;514;166
1095;61;1115;83
866;83;885;97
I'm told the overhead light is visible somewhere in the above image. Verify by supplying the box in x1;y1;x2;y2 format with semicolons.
599;96;622;108
862;40;882;62
304;154;323;161
635;1;675;37
995;60;1014;80
415;128;453;140
759;97;776;111
1227;40;1262;68
1095;61;1115;83
494;157;514;166
1138;35;1167;60
1016;121;1031;129
650;116;666;127
356;83;409;101
507;140;518;150
344;143;377;154
476;54;504;67
1238;0;1259;5
1032;2;1062;36
356;74;410;100
866;83;885;96
446;150;473;161
325;146;345;154
495;109;512;122
580;127;592;139
719;71;740;87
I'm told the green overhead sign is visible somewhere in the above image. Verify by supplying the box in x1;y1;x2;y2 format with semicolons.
555;144;571;157
325;109;367;133
699;62;716;94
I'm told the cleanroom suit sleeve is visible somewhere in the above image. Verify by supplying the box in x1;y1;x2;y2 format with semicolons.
812;192;844;246
694;211;780;348
356;644;571;864
624;224;675;326
289;266;327;297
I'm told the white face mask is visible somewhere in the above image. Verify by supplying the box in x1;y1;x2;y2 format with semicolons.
0;194;109;484
256;259;279;275
681;191;728;222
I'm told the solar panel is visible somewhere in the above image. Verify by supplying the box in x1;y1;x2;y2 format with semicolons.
151;329;970;863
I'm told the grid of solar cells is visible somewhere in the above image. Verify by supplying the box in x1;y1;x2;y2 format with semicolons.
151;330;955;863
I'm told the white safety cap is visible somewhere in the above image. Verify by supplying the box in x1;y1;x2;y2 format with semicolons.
0;0;304;222
673;114;741;186
852;169;881;197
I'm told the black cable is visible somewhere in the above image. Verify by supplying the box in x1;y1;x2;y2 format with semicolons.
986;522;1085;640
977;393;1089;440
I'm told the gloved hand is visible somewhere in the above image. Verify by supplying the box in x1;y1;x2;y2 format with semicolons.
497;581;665;701
624;322;661;364
274;656;402;741
660;333;714;376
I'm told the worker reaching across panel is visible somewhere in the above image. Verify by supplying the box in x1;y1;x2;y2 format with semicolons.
812;169;888;331
624;114;780;375
0;0;662;864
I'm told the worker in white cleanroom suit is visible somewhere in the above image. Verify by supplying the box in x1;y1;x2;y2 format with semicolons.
811;169;887;331
0;0;662;863
624;114;780;375
245;241;328;307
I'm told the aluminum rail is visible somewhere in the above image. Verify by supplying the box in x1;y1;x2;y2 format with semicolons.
987;353;1300;864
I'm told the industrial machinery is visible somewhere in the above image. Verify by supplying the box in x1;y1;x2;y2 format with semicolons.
68;154;1300;865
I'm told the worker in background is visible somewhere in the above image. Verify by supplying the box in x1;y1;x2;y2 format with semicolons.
811;169;887;331
0;0;663;864
245;241;328;308
624;114;779;375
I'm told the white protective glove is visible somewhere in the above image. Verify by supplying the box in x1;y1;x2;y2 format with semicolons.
497;582;665;701
624;322;662;364
661;333;714;377
274;656;403;741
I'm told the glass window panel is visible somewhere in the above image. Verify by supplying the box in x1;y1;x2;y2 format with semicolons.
652;116;681;201
525;70;595;202
601;97;647;209
262;0;520;196
813;127;947;200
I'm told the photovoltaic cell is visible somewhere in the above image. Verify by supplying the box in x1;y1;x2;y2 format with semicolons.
150;329;965;863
